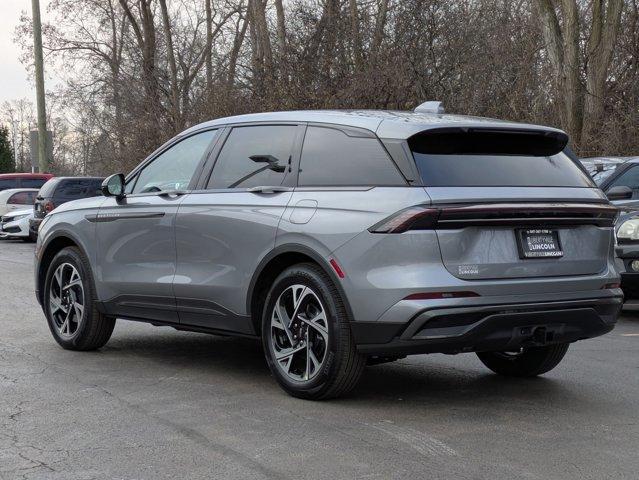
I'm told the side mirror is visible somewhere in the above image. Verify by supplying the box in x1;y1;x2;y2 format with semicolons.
606;185;633;201
102;174;126;198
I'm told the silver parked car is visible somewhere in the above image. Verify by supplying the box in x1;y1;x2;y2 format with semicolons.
35;106;622;399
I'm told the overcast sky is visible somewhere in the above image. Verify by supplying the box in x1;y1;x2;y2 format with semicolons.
0;0;54;105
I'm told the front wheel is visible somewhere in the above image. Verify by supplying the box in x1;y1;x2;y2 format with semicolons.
262;263;365;400
476;343;569;377
43;247;115;351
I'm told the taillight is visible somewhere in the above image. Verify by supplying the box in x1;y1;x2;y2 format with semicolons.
44;200;55;213
369;205;439;233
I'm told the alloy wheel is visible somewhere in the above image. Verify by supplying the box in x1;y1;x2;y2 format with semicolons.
49;263;85;338
270;284;329;382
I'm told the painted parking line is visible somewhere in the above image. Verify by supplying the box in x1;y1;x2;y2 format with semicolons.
620;333;639;337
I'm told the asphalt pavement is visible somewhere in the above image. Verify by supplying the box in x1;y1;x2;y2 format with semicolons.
1;239;638;479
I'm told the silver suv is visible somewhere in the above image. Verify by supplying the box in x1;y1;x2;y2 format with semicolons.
35;107;622;399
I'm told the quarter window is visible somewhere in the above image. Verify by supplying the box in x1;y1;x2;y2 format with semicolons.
207;125;297;189
131;130;217;194
298;126;405;186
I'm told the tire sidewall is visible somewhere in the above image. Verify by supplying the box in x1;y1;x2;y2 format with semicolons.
261;265;344;397
43;247;95;349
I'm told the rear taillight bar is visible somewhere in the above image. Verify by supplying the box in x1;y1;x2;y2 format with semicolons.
369;202;618;233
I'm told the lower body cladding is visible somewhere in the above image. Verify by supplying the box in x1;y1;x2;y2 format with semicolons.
351;292;622;356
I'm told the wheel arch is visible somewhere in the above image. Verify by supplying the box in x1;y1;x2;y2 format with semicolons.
247;244;354;335
36;230;91;306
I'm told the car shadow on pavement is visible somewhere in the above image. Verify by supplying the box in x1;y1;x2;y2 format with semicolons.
96;328;584;409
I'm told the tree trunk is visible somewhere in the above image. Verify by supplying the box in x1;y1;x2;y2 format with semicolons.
371;0;389;60
582;0;624;147
349;0;362;71
158;0;181;132
534;0;582;145
205;0;213;91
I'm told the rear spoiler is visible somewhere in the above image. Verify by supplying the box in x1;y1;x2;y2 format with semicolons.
408;127;569;157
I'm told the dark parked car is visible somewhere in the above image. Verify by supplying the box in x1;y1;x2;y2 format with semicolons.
0;173;54;191
579;157;639;301
30;177;104;237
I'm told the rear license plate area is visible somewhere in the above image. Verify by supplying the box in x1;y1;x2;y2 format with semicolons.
516;228;563;259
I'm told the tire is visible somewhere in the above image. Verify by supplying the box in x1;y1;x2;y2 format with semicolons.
261;263;365;400
476;343;570;377
43;246;115;351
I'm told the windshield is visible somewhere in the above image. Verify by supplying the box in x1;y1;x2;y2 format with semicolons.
591;168;617;186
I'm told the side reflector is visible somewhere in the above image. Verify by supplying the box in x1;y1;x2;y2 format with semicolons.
403;291;479;300
601;283;621;289
329;258;345;278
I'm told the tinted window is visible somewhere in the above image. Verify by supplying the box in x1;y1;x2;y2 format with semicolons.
8;191;36;205
606;166;639;199
132;130;217;194
207;126;296;189
412;153;593;187
298;126;404;186
0;179;17;191
20;178;48;188
37;179;60;198
52;179;102;199
409;130;592;188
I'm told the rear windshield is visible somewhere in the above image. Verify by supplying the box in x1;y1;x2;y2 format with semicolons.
37;179;61;198
410;129;594;188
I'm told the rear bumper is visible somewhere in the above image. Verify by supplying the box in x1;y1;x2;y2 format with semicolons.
352;294;622;356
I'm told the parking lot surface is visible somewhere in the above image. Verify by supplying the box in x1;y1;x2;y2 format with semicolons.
1;240;638;479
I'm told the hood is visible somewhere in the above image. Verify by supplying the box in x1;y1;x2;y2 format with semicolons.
2;208;33;220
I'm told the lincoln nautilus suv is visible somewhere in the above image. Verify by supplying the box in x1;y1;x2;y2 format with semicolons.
34;105;622;399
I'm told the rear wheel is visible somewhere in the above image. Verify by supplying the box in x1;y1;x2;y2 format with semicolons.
262;263;365;400
43;247;115;350
476;343;569;377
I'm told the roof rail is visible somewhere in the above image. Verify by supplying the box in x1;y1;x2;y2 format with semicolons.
414;101;444;114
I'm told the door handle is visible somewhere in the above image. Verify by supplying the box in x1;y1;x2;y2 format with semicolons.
247;186;291;194
158;190;187;198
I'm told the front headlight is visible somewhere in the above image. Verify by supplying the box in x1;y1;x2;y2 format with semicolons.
617;219;639;242
7;214;29;222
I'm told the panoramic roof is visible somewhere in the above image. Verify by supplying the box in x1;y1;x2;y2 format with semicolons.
184;110;565;140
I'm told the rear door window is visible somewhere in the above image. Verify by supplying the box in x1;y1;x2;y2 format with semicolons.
207;125;297;189
298;126;405;187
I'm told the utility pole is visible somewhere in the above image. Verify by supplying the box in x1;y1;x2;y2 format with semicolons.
31;0;48;173
11;120;19;171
